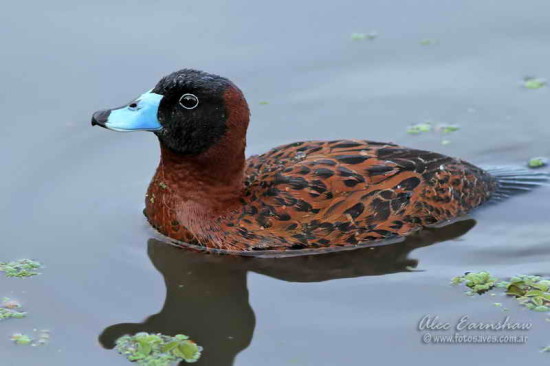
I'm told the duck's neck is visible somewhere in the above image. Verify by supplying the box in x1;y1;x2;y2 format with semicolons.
145;140;245;244
155;139;246;214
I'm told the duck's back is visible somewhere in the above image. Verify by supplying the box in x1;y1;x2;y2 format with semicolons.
219;140;496;254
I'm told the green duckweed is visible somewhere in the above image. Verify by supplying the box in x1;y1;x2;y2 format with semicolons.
451;272;498;295
11;333;32;345
9;330;50;346
527;157;548;169
407;122;460;145
419;39;438;46
407;123;433;135
351;32;377;41
438;124;460;134
0;298;26;320
0;259;42;278
498;275;550;312
453;273;550;313
115;332;202;365
523;77;546;90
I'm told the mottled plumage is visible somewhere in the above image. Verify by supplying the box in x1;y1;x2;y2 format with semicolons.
145;139;496;255
92;69;547;257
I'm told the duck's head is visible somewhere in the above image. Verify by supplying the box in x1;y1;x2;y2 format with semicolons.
92;69;249;155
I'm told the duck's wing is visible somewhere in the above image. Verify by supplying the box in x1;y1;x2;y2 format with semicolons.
232;140;495;251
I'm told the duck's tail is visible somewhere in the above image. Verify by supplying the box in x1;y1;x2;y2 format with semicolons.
484;166;550;202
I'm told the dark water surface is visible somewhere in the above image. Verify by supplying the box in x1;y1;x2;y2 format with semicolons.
1;0;549;365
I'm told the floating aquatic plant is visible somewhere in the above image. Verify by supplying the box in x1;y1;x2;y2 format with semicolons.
437;124;460;134
419;39;438;46
406;122;460;145
258;101;269;105
542;345;550;353
0;259;42;278
351;32;377;41
407;123;433;135
498;275;550;312
11;333;32;345
523;77;546;90
451;272;498;295
527;157;548;169
115;332;202;365
453;273;550;313
0;308;26;320
0;298;26;320
9;330;50;346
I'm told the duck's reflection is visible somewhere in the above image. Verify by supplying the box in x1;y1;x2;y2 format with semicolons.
99;218;475;366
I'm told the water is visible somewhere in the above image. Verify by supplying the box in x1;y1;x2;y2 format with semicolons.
1;0;549;365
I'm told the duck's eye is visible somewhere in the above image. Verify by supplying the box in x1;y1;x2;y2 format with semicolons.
128;102;138;110
179;93;199;110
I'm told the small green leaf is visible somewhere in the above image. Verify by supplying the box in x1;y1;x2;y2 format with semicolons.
439;124;460;134
138;340;153;356
525;290;545;297
419;39;438;46
527;157;548;169
523;77;546;89
407;123;432;134
161;341;179;353
11;333;32;345
174;342;201;363
351;32;378;41
506;284;525;297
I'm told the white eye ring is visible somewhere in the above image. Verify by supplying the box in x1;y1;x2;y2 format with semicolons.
179;93;199;110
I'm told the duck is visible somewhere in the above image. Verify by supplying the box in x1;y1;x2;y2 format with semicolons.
92;69;548;256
